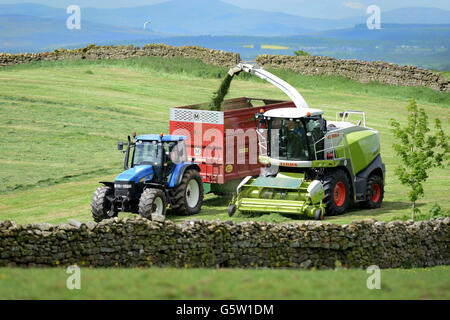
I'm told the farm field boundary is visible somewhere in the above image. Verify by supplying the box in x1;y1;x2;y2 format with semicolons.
1;217;448;269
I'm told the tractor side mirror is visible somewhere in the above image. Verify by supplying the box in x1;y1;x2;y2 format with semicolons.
118;141;124;151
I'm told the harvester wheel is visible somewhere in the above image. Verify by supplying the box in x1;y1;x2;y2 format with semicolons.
91;186;116;222
228;204;237;217
313;208;324;221
323;169;351;216
139;188;167;220
171;169;204;215
363;174;384;209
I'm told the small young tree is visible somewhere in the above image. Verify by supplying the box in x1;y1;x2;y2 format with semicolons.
293;49;310;56
390;99;449;220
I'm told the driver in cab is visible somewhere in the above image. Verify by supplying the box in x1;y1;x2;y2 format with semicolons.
287;121;308;159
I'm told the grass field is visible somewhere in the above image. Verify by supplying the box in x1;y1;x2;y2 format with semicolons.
0;57;448;300
0;57;448;225
1;266;448;299
440;71;450;79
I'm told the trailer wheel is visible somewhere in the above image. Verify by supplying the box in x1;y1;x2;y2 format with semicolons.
139;188;167;220
171;169;204;215
323;169;351;216
91;186;116;222
363;174;384;209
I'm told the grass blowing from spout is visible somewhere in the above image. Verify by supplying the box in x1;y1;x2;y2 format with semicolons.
210;74;233;111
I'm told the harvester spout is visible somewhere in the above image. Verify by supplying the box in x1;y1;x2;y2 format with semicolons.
227;63;310;109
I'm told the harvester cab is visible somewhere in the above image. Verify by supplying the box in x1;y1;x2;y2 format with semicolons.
228;63;385;220
91;133;204;222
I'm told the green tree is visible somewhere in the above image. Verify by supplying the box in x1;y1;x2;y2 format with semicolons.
390;99;449;220
293;49;310;56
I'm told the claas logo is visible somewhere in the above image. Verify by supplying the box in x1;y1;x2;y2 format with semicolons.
280;162;298;167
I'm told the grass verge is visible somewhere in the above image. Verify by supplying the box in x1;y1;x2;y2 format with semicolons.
0;266;448;299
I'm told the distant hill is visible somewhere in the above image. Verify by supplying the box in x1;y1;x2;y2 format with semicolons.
1;2;450;36
0;15;165;53
0;2;62;18
312;23;450;41
0;0;360;35
232;0;450;20
381;7;450;24
79;0;336;35
0;1;336;35
338;6;450;27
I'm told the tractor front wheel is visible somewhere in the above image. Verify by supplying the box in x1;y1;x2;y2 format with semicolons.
363;174;384;209
323;169;351;216
171;169;204;215
91;186;116;222
139;188;167;220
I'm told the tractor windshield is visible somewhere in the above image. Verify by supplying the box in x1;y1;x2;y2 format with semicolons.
132;140;188;166
133;141;159;166
270;118;310;161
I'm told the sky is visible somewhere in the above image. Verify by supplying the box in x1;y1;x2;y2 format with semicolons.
1;0;450;19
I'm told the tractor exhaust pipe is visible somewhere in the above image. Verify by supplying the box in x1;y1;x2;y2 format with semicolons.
124;135;131;170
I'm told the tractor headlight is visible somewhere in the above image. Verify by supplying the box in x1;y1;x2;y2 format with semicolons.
114;183;132;189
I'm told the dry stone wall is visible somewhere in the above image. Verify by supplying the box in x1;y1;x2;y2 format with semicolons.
256;54;450;92
0;44;240;68
0;217;448;269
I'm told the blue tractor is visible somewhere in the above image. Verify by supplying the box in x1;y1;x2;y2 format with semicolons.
91;133;204;222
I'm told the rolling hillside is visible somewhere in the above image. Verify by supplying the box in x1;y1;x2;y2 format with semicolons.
0;15;164;53
2;2;450;34
0;56;448;225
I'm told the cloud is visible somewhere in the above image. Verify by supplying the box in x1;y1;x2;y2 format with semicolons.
342;2;365;10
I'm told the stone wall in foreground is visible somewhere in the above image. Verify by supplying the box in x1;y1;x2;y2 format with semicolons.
256;54;450;92
0;44;241;68
0;217;448;269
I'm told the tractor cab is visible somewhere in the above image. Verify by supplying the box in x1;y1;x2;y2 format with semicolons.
127;134;188;184
117;134;188;186
257;107;327;162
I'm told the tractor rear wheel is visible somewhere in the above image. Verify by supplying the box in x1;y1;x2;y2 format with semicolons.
139;188;167;220
91;186;116;222
171;169;204;215
363;174;384;209
323;169;351;216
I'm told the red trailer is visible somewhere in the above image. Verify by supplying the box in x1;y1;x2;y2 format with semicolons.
169;97;295;194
